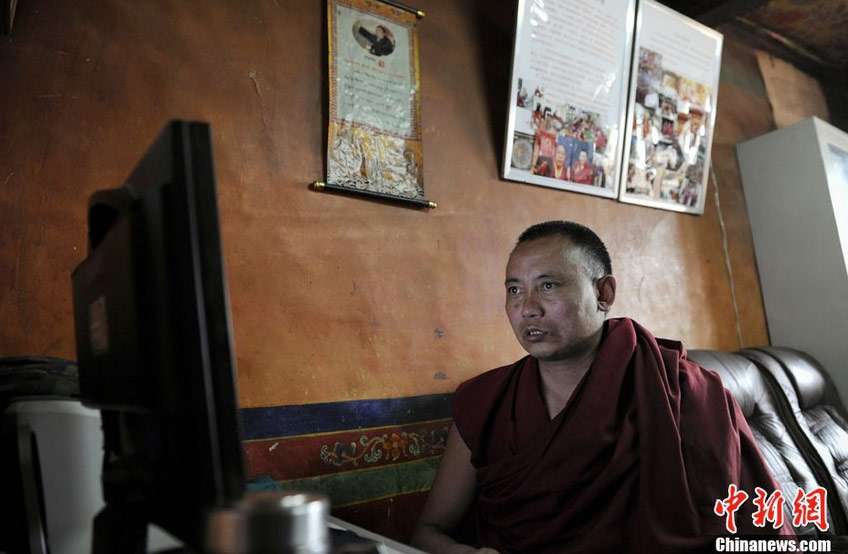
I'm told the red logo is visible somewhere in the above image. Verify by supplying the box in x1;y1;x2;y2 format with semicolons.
792;487;828;532
714;485;829;533
714;484;749;533
751;487;785;529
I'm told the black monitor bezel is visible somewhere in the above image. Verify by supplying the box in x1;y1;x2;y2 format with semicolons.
72;120;244;549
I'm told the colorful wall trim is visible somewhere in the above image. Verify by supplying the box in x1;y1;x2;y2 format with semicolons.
241;393;453;542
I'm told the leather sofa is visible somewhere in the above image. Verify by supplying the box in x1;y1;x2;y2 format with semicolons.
689;347;848;542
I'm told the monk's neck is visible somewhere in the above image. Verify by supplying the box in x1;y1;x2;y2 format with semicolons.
538;351;594;376
536;332;603;419
537;358;593;419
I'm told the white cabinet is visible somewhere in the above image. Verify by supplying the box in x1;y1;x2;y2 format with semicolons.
736;117;848;401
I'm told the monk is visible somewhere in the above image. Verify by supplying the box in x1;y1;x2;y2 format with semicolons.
569;150;594;185
551;144;569;181
530;118;557;178
411;221;792;554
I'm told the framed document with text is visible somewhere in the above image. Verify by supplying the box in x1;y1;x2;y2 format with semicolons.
323;0;432;208
503;0;636;198
619;0;722;214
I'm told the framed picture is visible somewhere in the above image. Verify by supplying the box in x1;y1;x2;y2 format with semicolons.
323;0;433;208
618;0;723;214
502;0;637;198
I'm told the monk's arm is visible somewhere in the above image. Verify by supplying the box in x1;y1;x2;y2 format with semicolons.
410;425;499;554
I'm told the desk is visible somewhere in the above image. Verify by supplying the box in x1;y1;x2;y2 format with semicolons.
329;517;428;554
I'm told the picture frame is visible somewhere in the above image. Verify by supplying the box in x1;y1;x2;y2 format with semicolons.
618;0;723;214
320;0;434;209
502;0;637;199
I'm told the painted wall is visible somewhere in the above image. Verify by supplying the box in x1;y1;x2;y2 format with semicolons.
0;0;784;407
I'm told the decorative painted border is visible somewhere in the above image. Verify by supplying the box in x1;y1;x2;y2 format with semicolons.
240;393;452;440
240;393;453;513
244;419;449;480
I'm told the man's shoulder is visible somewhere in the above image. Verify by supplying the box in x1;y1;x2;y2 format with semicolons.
452;357;530;454
455;357;526;402
604;317;725;386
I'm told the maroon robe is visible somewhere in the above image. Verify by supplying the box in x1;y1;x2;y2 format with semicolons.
452;318;792;553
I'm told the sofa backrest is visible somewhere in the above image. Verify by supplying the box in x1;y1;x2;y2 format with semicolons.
739;347;848;536
688;349;824;536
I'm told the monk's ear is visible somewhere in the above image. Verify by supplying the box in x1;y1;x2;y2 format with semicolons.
596;275;616;312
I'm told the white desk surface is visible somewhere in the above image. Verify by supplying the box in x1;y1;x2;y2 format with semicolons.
328;516;429;554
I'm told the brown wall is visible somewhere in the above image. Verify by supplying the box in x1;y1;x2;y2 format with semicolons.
0;1;780;408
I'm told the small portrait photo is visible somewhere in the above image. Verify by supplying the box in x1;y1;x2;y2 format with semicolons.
678;179;700;207
661;71;679;99
516;77;534;108
626;166;651;195
646;166;660;196
654;143;671;169
650;115;663;143
530;116;558;177
678;76;697;105
644;141;656;167
685;162;703;186
550;137;575;181
636;47;662;104
657;141;684;172
592;153;608;188
689;110;705;132
661;117;676;139
660;172;683;200
352;19;396;57
533;155;554;177
569;141;595;185
659;95;676;118
564;108;605;153
629;136;645;164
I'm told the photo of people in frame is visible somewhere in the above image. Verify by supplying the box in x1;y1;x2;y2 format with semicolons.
516;77;532;108
550;141;571;181
625;46;713;206
678;76;698;106
569;144;594;185
530;115;557;177
353;19;396;56
661;118;675;140
661;71;679;99
511;82;612;190
636;48;662;105
659;96;676;118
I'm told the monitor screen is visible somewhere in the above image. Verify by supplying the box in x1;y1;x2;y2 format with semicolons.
71;120;245;551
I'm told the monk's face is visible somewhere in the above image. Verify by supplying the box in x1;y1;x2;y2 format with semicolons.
555;145;566;165
504;236;608;364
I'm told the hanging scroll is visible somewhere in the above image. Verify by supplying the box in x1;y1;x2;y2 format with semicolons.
320;0;433;209
503;0;636;198
619;0;722;214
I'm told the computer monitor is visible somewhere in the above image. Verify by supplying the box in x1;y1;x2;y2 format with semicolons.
71;120;245;553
